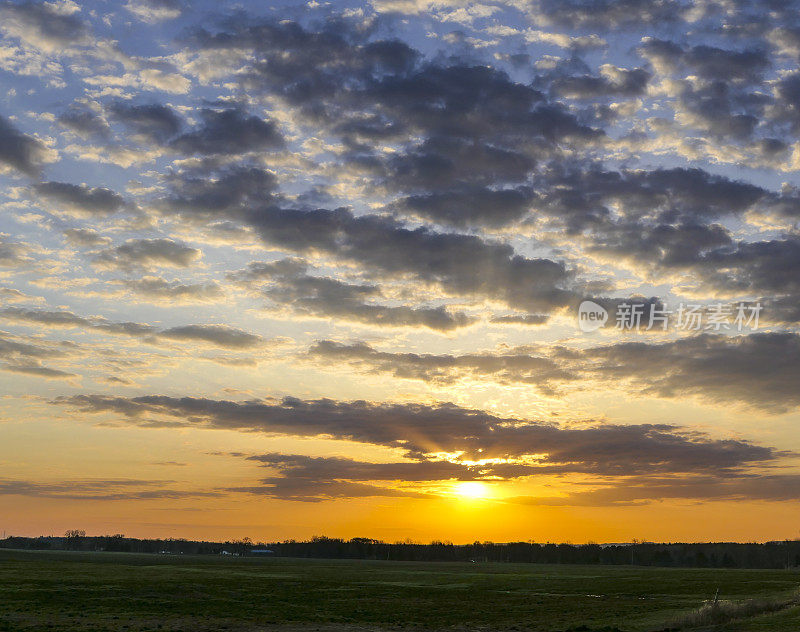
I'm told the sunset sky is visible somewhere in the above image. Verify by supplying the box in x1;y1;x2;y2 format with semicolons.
1;0;799;544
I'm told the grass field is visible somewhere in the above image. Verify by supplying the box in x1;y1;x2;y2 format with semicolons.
0;549;798;632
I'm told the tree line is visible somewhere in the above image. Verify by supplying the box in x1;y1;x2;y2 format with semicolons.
2;534;799;569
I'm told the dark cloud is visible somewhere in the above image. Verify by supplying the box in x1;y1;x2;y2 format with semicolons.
305;333;800;413
392;186;536;228
120;276;222;302
0;478;218;501
231;258;474;331
510;473;800;506
0;331;69;380
576;332;800;413
1;306;157;337
93;238;200;270
551;67;650;99
0;236;33;267
0;115;48;176
231;452;800;504
106;102;183;143
160;165;279;218
187;18;599;211
245;207;577;313
159;324;262;348
639;39;771;83
0;1;87;47
230;452;502;501
527;0;686;29
0;307;260;349
3;363;75;379
57;103;111;138
169;108;284;155
490;314;550;325
63;228;111;248
55;394;778;472
308;340;570;392
34;181;126;216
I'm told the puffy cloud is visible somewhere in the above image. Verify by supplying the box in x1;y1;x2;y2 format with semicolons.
159;165;279;218
105;101;183;143
392;186;536;228
63;228;112;248
0;1;88;53
34;181;126;217
0;114;50;175
57;101;111;138
123;0;182;23
639;39;771;83
169;108;284;156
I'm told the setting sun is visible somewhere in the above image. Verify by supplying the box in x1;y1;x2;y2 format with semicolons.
454;482;491;499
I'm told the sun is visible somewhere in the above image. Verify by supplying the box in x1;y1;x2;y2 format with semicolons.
454;481;490;499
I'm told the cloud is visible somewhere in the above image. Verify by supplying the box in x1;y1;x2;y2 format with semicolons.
55;394;779;473
124;0;182;23
229;451;800;504
57;101;111;138
0;235;35;267
0;114;49;176
0;307;261;349
119;276;222;303
63;228;112;248
0;330;72;380
551;65;650;99
159;324;262;349
308;340;570;391
230;452;446;501
106;101;183;143
639;39;771;83
231;258;475;331
3;363;75;379
169;108;284;155
392;186;536;228
0;478;219;501
159;165;279;218
510;473;800;506
526;0;687;29
0;1;88;53
34;181;126;217
93;238;201;270
245;207;577;314
305;332;800;413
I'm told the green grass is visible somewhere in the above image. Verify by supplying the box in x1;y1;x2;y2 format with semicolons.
0;549;798;631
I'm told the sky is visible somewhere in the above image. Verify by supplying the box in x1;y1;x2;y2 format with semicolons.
1;0;799;544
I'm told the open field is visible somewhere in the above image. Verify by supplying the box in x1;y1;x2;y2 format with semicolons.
0;550;798;632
